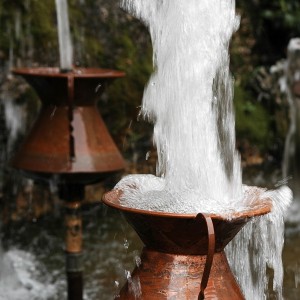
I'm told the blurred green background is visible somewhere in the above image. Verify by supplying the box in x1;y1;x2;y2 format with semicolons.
0;0;300;171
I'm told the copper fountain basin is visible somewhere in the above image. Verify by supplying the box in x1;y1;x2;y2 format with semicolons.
11;67;126;184
102;189;272;299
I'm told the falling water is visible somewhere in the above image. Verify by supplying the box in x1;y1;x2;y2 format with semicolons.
226;186;291;299
280;41;300;293
55;0;73;71
114;0;292;298
8;33;14;71
282;39;300;202
117;0;244;214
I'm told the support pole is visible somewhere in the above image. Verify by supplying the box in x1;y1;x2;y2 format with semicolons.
60;184;85;300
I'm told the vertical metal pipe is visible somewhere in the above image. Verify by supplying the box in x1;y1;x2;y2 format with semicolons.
60;184;84;300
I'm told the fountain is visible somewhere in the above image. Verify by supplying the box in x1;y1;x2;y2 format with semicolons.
103;189;272;299
102;0;291;299
10;0;126;299
11;67;125;181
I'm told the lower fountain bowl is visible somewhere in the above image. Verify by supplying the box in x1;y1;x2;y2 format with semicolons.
102;189;272;299
102;189;272;255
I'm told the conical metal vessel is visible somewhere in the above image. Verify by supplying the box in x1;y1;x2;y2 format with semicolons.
11;67;125;183
102;189;272;299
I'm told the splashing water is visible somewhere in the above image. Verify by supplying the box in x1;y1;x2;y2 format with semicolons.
115;0;292;298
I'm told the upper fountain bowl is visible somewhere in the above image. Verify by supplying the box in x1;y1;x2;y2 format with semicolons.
102;189;272;255
11;67;126;184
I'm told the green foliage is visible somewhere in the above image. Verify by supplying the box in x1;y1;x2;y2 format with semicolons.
29;1;56;41
259;0;300;28
100;14;153;154
234;84;272;150
0;0;58;65
237;0;300;65
230;1;299;160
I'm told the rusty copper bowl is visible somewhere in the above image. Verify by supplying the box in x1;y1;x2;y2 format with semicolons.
11;67;125;184
102;189;271;255
102;189;272;299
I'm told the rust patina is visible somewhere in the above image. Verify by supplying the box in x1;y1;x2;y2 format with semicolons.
11;67;125;183
102;189;272;299
11;67;126;300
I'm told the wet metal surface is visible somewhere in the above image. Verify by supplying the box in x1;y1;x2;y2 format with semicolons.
11;68;125;183
102;189;272;299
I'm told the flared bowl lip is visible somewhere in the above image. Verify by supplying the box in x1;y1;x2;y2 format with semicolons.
102;189;272;221
12;67;125;78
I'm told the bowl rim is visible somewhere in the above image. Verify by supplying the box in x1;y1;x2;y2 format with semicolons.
102;189;272;221
12;67;125;78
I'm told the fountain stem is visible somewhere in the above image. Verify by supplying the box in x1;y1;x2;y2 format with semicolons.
11;67;126;299
60;184;84;300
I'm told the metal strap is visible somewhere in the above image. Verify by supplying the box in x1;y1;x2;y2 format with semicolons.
196;213;216;300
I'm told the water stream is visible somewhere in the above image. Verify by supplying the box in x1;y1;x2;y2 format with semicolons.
114;0;292;299
118;0;244;214
282;38;300;222
55;0;73;71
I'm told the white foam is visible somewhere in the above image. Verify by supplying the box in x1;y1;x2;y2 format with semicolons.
115;174;272;214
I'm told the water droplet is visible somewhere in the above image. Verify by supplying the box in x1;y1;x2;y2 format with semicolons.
125;270;131;280
145;151;151;160
123;239;129;249
134;256;141;267
137;110;142;121
95;84;102;93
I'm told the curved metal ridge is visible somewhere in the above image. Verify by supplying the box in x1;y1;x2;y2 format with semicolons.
102;189;272;221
